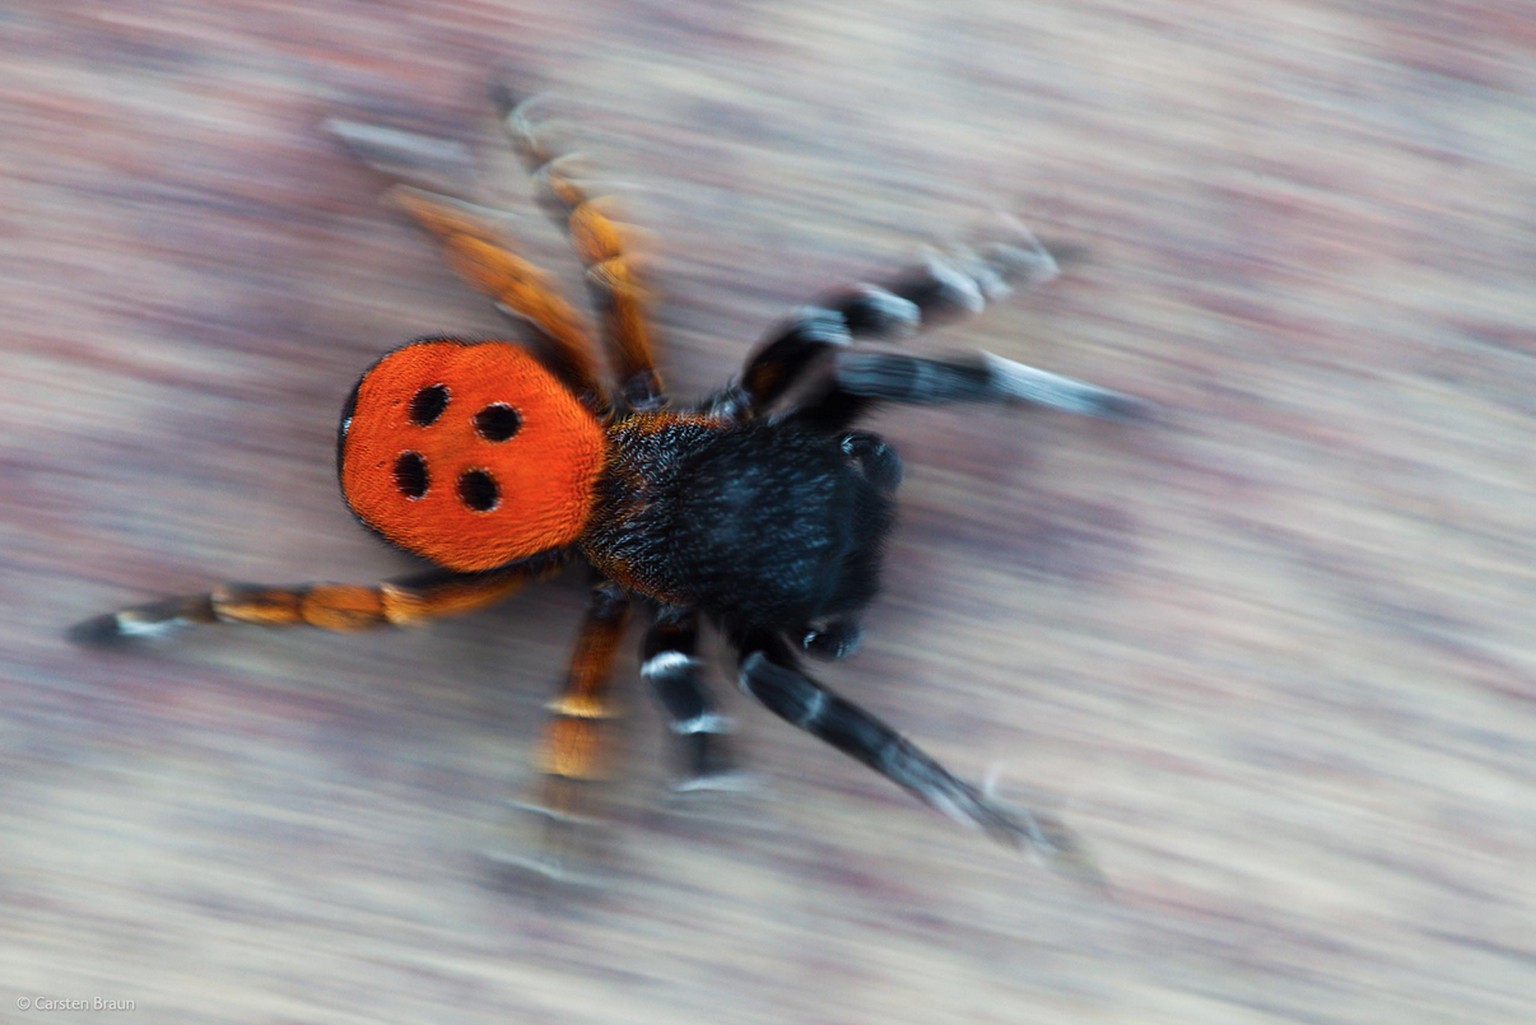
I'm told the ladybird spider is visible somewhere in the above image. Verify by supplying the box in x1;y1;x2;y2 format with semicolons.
73;86;1143;882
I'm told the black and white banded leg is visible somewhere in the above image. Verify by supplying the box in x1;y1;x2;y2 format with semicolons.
802;348;1150;426
736;634;1101;883
642;606;738;788
710;220;1061;421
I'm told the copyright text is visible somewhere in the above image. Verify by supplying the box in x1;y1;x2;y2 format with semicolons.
17;997;137;1012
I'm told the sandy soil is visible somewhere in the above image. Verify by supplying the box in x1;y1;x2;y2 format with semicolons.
4;2;1533;1022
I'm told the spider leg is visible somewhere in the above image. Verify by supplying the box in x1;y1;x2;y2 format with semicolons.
325;118;479;196
68;562;558;644
329;119;606;405
492;87;663;409
735;632;1102;883
507;580;630;879
711;220;1061;421
641;606;736;786
792;348;1148;431
388;187;607;406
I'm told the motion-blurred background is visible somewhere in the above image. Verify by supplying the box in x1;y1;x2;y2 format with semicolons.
4;2;1533;1022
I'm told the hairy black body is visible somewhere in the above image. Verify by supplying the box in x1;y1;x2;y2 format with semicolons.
584;417;895;636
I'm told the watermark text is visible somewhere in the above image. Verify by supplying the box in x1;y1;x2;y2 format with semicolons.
17;996;136;1012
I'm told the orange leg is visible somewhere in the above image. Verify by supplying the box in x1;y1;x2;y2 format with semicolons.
493;88;663;408
388;187;606;406
69;563;558;643
506;580;632;879
329;118;606;405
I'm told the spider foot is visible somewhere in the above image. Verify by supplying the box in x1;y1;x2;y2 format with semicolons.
325;119;476;193
481;845;608;890
980;351;1154;422
670;769;759;794
988;801;1106;890
917;769;1106;887
659;770;778;844
958;213;1060;292
973;770;1107;889
487;777;612;888
68;595;214;645
66;610;163;646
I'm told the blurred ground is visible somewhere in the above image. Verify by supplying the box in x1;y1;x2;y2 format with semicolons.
4;2;1535;1022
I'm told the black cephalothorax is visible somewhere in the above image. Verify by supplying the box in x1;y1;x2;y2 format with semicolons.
585;416;895;638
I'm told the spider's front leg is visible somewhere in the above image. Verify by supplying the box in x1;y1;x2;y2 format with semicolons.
69;563;550;643
711;220;1059;419
715;222;1145;428
806;346;1149;428
735;632;1104;885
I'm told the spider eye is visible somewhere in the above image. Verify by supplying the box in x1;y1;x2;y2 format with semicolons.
474;403;522;442
393;451;429;499
457;468;501;512
409;383;450;426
